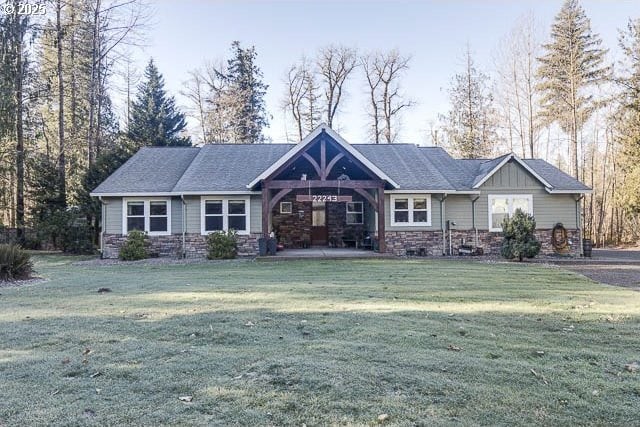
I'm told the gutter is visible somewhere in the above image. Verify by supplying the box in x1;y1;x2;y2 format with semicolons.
98;196;105;258
181;195;186;258
439;194;448;256
575;194;585;256
470;195;480;247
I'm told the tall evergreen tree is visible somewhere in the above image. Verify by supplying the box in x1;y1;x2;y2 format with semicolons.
616;18;640;220
442;46;497;159
536;0;610;178
222;41;269;143
128;59;191;147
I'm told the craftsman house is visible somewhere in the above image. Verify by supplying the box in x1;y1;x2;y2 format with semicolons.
91;124;591;258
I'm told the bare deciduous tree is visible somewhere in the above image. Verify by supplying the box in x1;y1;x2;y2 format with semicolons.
317;45;357;128
494;13;542;158
362;49;413;143
282;56;320;141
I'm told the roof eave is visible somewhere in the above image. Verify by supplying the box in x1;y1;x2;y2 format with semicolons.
385;189;481;194
91;190;261;197
545;188;593;194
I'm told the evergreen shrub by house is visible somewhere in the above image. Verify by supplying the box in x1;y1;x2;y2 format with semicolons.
207;230;238;259
0;244;33;281
501;209;541;261
119;230;148;261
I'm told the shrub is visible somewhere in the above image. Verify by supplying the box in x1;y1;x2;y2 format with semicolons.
31;209;94;254
501;209;541;261
119;230;148;261
207;230;238;259
0;244;33;281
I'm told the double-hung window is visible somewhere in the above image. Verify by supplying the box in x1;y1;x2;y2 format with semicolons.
201;197;250;235
346;202;363;224
391;195;431;226
123;199;171;235
488;194;533;231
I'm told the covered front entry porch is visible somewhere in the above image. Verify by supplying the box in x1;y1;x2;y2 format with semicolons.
265;185;384;250
248;127;398;253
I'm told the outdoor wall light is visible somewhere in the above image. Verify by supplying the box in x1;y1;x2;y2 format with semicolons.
298;210;305;219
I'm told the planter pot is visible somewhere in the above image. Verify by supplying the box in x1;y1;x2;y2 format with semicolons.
258;238;267;256
582;238;593;258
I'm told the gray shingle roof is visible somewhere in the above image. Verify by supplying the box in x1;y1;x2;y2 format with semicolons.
523;159;591;192
173;144;293;192
91;147;199;194
353;144;453;190
91;141;591;195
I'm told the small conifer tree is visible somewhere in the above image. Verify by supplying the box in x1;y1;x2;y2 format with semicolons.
501;209;541;261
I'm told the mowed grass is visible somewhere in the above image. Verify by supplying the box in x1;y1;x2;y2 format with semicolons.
1;256;640;426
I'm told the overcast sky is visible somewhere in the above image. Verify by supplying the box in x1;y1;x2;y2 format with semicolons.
127;0;639;145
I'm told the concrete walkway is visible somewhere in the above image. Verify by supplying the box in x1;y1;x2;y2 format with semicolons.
256;247;394;261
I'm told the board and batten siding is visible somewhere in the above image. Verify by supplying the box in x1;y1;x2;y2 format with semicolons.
447;160;578;230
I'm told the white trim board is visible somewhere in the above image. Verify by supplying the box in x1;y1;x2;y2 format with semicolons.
200;196;251;236
122;197;172;236
91;191;260;197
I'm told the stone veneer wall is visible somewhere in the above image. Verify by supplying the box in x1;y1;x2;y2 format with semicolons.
271;190;369;248
103;229;580;259
102;233;260;259
270;196;312;247
384;228;581;257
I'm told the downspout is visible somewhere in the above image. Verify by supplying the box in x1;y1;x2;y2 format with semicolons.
98;196;105;258
575;194;584;256
470;195;480;247
181;195;186;258
440;194;448;256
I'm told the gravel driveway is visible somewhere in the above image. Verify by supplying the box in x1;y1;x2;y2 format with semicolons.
559;248;640;289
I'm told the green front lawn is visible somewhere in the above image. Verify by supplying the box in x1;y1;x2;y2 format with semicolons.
1;256;639;425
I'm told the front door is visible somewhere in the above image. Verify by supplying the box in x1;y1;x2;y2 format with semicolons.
311;201;328;246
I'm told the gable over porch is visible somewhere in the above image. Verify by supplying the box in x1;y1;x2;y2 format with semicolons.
248;125;399;252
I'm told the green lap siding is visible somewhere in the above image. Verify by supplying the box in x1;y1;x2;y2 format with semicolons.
103;197;123;234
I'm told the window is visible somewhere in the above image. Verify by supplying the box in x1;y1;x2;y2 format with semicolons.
228;200;247;231
391;195;431;226
280;201;292;214
123;199;171;235
201;197;250;235
346;201;363;224
488;194;533;231
149;201;168;232
204;200;223;232
126;201;145;232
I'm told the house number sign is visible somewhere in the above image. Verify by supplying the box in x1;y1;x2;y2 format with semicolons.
296;195;353;202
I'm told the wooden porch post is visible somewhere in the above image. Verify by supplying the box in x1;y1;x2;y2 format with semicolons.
377;185;386;253
262;182;270;238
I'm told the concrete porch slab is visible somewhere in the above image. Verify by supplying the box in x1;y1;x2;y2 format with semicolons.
256;247;395;261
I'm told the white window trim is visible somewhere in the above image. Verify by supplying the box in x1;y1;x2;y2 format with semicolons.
200;196;250;235
346;201;364;225
390;194;432;226
122;197;171;236
280;201;292;214
488;194;534;232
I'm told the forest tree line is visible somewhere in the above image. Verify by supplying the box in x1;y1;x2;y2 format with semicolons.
0;0;639;251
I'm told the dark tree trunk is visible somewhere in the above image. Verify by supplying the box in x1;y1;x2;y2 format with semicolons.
56;0;67;208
